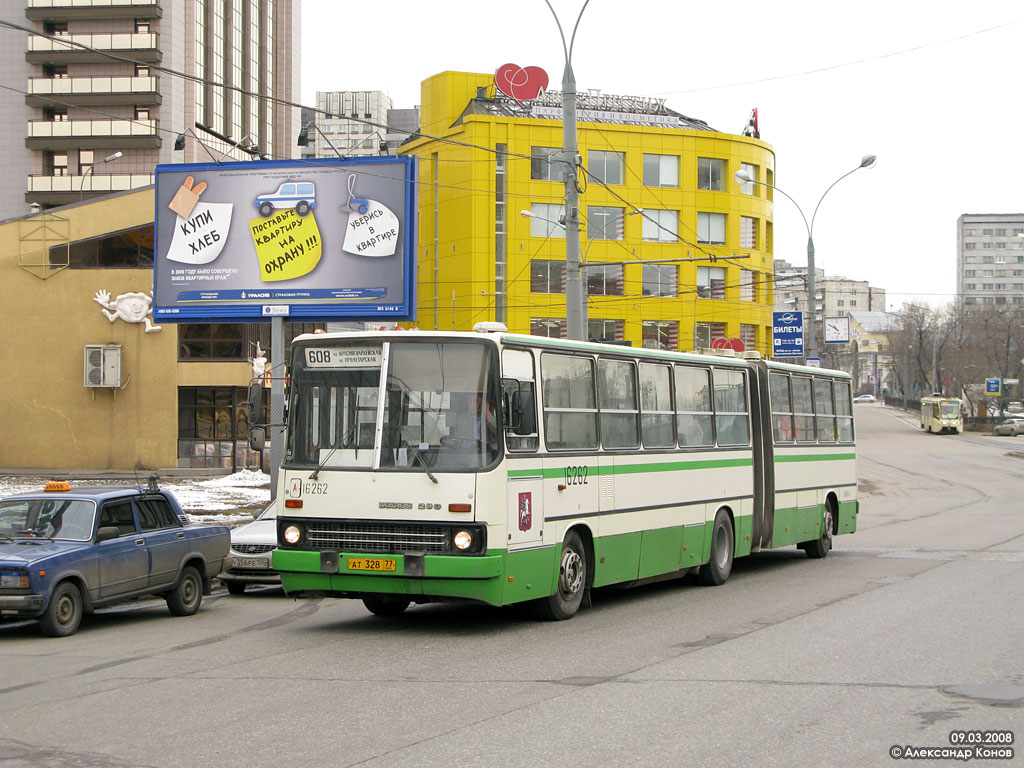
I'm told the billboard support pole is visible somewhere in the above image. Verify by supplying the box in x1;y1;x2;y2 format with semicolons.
269;316;284;499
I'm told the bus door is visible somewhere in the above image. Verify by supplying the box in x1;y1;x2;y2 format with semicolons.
749;362;776;551
502;348;543;548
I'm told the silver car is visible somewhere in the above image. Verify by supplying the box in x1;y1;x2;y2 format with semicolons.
993;418;1024;437
219;501;280;594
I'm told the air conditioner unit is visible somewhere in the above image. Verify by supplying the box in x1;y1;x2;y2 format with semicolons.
84;345;122;388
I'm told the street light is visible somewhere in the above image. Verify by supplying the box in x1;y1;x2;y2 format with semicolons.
544;0;592;340
79;151;122;201
735;154;876;361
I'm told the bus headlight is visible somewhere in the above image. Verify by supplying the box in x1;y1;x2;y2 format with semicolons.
283;525;303;545
453;530;473;551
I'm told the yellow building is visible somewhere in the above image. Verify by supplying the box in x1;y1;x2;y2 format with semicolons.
401;71;776;351
0;187;308;471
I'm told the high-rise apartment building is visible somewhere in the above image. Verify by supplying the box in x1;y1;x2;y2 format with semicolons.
0;0;300;216
774;258;886;319
956;213;1024;307
305;90;392;158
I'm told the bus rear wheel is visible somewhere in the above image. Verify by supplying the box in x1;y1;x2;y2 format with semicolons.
536;530;587;620
362;595;410;616
804;507;834;559
699;509;734;586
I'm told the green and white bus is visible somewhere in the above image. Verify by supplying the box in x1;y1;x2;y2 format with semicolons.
268;326;858;619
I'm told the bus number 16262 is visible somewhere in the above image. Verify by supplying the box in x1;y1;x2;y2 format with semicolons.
564;466;589;486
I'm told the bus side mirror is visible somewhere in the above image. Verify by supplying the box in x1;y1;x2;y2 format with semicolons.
509;389;537;436
244;381;263;426
248;428;266;452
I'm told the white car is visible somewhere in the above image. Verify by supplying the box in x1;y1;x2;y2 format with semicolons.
219;501;280;594
853;394;877;403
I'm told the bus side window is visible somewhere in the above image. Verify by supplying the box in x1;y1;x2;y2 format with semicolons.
769;372;794;443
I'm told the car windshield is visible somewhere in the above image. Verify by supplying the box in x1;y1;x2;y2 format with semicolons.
0;498;96;541
257;503;276;521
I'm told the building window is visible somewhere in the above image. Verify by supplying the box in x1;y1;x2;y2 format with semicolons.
642;209;678;242
740;324;757;349
697;212;726;244
642;264;677;297
995;229;1006;236
964;243;976;250
531;259;566;293
588;150;624;185
965;270;975;276
740;216;757;249
586;264;624;296
982;229;993;235
698;157;725;191
694;322;726;348
739;270;756;302
587;206;626;240
530;318;566;338
697;266;726;299
44;21;68;36
49;225;154;268
642;320;678;350
45;151;69;177
135;65;150;77
135;19;150;33
838;299;845;306
179;324;246;360
44;65;68;79
45;109;68;122
643;154;678;187
588;318;624;342
528;203;565;238
135;107;150;121
531;146;562;181
79;150;93;173
738;163;758;195
178;387;264;471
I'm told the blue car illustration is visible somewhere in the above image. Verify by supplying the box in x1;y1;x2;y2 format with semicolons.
254;180;316;217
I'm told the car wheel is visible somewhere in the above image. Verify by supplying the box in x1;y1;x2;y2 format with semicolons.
362;595;410;616
39;581;83;637
225;581;247;596
534;530;587;620
296;200;311;216
166;565;203;616
259;201;274;217
699;509;734;585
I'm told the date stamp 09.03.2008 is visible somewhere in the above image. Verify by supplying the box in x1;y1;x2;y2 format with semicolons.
890;731;1014;761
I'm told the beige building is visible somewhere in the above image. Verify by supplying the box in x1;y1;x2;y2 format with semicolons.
0;188;328;471
0;0;301;217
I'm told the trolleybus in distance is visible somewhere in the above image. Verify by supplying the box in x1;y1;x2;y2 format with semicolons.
259;325;858;620
919;394;963;434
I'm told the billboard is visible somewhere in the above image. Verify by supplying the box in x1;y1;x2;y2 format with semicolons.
772;311;804;358
153;156;416;321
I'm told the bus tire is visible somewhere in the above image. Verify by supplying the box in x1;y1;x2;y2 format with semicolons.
699;510;734;586
362;595;410;616
40;581;83;637
536;530;587;620
805;506;834;559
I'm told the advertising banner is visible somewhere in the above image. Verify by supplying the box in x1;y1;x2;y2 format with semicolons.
153;156;416;321
772;311;804;358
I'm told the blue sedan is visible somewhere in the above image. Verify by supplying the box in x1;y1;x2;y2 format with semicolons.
0;482;229;637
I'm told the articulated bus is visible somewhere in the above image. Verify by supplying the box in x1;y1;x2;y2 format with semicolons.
268;326;858;620
919;394;963;434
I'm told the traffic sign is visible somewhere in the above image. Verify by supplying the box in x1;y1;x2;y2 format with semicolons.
985;378;1001;395
772;311;804;358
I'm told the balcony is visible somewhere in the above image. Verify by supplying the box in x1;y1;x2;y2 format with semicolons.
26;75;160;107
27;33;160;64
26;172;154;206
27;118;161;149
26;0;161;21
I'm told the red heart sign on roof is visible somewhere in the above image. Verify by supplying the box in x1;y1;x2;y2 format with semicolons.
494;63;549;106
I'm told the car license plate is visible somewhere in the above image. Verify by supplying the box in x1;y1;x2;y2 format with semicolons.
347;557;397;572
233;557;269;569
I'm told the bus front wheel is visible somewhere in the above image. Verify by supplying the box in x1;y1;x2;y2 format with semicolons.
699;510;734;586
536;530;587;620
362;595;411;616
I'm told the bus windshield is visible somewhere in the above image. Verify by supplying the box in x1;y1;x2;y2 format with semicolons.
287;340;500;471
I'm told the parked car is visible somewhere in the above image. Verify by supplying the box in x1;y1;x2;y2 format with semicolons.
853;394;877;403
219;500;280;594
0;481;229;637
992;417;1024;436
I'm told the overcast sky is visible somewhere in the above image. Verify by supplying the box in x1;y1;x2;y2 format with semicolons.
302;1;1024;313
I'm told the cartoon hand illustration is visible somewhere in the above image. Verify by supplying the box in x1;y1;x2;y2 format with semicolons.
93;289;113;309
168;175;208;219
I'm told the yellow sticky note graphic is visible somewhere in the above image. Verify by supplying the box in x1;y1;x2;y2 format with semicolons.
249;209;322;282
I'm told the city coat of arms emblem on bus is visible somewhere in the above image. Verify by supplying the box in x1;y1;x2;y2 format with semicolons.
518;492;532;531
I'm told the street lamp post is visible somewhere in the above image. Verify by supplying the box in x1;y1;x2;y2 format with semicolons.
79;151;122;200
734;155;876;361
544;0;591;341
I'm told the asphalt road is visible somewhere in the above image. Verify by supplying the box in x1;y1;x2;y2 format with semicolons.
1;404;1022;767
